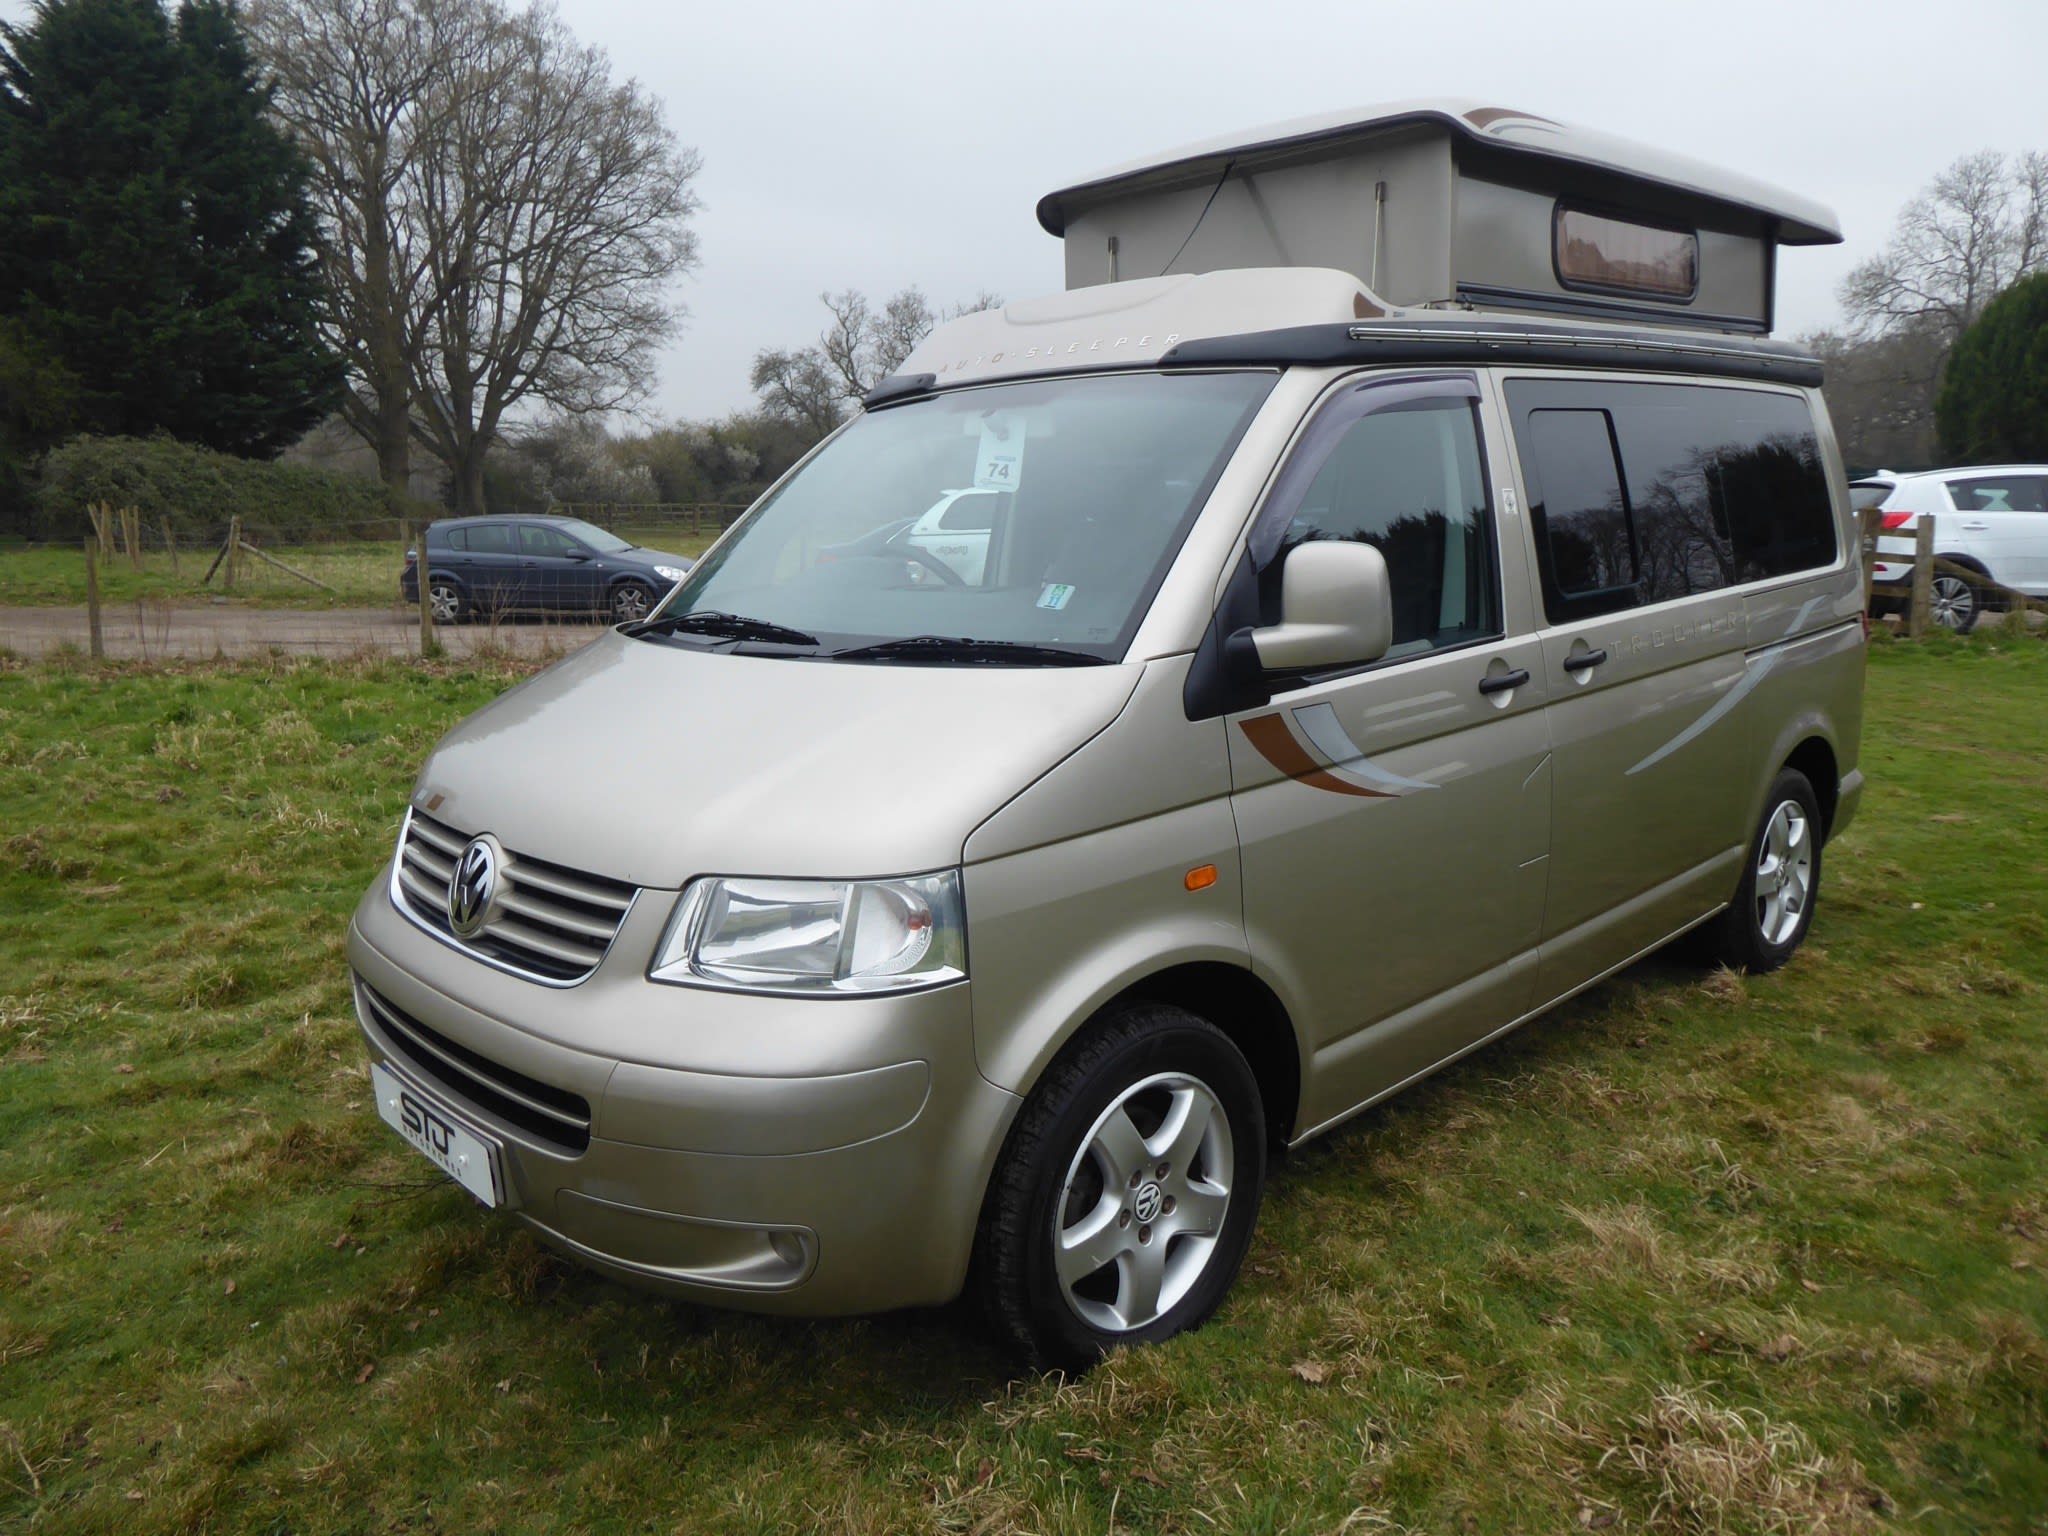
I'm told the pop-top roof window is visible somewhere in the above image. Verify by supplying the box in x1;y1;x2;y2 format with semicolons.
1554;205;1699;301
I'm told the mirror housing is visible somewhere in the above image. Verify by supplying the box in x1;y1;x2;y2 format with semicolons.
1248;540;1392;673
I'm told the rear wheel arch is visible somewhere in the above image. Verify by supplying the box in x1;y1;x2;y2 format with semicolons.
1781;736;1839;841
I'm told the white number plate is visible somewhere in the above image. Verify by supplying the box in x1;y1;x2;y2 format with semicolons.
372;1061;504;1208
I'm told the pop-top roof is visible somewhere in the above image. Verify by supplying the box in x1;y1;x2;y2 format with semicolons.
1038;99;1842;247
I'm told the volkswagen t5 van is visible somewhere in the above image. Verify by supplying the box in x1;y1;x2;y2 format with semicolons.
347;102;1866;1366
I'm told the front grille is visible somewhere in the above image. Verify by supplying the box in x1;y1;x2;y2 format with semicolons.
393;808;637;983
357;979;592;1154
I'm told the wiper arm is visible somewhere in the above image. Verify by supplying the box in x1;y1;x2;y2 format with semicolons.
630;610;821;647
830;634;1111;667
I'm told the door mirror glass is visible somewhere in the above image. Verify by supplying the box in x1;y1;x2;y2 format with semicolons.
1249;540;1392;672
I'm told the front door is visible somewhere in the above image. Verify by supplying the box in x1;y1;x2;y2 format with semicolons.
518;523;602;612
1228;376;1552;1138
1943;471;2048;596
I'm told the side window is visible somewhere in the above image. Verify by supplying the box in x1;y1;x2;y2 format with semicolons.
1510;380;1838;623
466;523;514;556
441;527;469;552
520;524;577;556
1524;408;1637;616
937;495;995;532
1947;475;2048;513
1266;393;1502;659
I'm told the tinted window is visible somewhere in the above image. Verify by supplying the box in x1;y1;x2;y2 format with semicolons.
465;523;515;556
1554;206;1699;300
937;494;996;531
1946;475;2048;512
1268;396;1501;658
439;527;469;552
1524;409;1637;612
1849;482;1895;511
1510;380;1837;622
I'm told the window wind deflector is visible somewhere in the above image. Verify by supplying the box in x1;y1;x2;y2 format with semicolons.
630;610;821;647
1247;376;1482;568
829;635;1112;667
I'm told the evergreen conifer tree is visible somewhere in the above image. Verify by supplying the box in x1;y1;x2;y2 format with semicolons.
0;0;340;459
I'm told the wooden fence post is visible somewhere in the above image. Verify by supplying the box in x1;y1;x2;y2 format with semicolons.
162;518;180;576
1908;515;1934;638
124;507;142;570
223;515;242;591
1858;506;1882;611
415;520;436;654
84;536;104;660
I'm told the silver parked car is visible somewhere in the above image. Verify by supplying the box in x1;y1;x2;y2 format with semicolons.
347;102;1866;1366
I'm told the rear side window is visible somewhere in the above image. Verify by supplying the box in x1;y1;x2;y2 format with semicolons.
1945;474;2048;512
465;523;515;555
437;527;469;552
1848;483;1895;511
1509;380;1837;623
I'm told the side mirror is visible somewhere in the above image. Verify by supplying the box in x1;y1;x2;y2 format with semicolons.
564;548;592;562
1248;540;1392;672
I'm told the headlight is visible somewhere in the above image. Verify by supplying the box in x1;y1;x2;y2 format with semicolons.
652;565;688;581
651;872;966;994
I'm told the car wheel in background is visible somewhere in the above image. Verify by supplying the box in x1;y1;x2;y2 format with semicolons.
428;581;466;624
1706;767;1822;974
974;1002;1266;1369
610;581;655;623
1930;570;1982;633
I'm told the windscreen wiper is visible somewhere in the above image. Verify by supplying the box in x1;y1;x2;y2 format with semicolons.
630;610;820;647
830;635;1111;666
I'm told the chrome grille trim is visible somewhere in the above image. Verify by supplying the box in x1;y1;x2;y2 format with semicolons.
355;978;591;1154
388;807;640;987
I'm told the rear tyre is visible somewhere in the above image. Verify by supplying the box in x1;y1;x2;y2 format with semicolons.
974;1003;1265;1370
1930;567;1983;633
610;581;655;623
1706;768;1822;974
427;580;466;624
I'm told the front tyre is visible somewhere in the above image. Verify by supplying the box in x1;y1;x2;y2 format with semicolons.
1707;767;1822;974
974;1003;1265;1370
610;581;656;623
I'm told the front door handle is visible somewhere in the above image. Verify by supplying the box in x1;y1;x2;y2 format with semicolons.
1478;668;1532;696
1563;648;1609;673
1960;521;1991;532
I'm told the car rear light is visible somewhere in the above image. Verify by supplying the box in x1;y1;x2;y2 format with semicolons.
1879;512;1913;530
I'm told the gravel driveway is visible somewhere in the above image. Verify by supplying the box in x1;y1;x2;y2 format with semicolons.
0;603;610;660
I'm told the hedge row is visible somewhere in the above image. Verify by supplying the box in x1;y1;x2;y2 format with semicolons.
31;433;427;539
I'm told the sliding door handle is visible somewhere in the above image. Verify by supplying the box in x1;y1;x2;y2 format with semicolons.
1563;648;1609;673
1477;668;1532;696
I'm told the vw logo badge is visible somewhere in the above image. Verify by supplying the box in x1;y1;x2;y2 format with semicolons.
448;836;499;937
1133;1181;1164;1224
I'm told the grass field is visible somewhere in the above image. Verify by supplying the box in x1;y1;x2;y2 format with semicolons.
1;634;2044;1533
0;524;720;611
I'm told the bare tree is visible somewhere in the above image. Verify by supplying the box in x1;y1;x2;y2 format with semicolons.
748;346;844;440
252;0;701;513
1840;149;2048;343
752;286;1002;439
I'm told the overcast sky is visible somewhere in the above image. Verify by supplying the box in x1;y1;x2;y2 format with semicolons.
8;0;2046;425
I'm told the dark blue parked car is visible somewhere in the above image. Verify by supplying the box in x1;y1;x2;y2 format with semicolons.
400;516;694;624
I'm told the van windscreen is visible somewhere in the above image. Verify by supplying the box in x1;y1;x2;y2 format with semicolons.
651;371;1275;664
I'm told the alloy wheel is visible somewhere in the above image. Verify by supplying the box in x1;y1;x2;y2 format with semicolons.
1052;1071;1234;1333
1930;574;1977;631
1753;799;1813;948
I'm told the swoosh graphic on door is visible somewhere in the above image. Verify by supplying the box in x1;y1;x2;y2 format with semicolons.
1239;706;1438;799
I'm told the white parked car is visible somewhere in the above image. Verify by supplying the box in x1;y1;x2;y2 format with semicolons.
1855;466;2048;632
905;488;999;584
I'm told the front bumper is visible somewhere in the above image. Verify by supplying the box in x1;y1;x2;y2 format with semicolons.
347;871;1020;1315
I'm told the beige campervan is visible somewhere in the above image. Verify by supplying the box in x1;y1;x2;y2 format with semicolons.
348;101;1866;1365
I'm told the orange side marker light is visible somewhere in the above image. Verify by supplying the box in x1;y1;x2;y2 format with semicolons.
1184;864;1219;892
